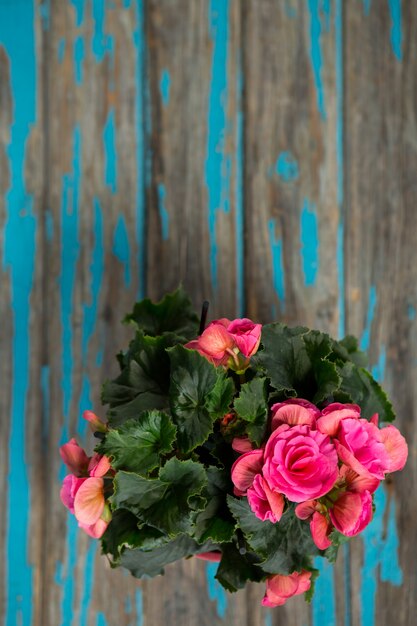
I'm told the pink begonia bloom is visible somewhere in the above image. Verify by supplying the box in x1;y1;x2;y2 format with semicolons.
271;399;320;431
262;571;312;607
247;474;285;523
329;490;373;537
338;464;380;494
317;403;361;437
231;449;264;495
79;517;109;539
232;437;254;454
74;477;105;525
379;424;408;472
295;500;332;549
227;318;262;357
310;511;333;549
60;438;90;477
60;474;84;514
195;551;222;562
83;410;107;433
88;453;112;477
335;418;391;479
263;424;338;502
185;317;262;366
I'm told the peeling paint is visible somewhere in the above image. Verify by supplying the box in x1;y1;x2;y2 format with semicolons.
112;214;132;287
388;0;402;61
268;219;286;308
206;562;227;619
74;35;85;85
160;69;171;106
157;183;169;241
312;558;336;626
103;108;118;193
360;285;377;351
308;0;329;120
275;151;299;182
300;199;319;287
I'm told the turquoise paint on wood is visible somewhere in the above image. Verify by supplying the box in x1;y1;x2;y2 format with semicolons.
312;557;336;626
80;540;97;626
133;0;146;300
300;199;319;287
92;0;115;63
308;0;329;120
206;562;227;619
235;64;245;317
407;304;416;320
275;151;299;182
113;214;132;287
388;0;402;61
0;2;37;623
157;183;169;241
160;69;171;106
58;37;66;63
335;0;345;339
74;35;85;85
103;109;118;194
71;0;85;27
205;0;231;289
360;285;377;351
135;589;143;626
268;219;286;309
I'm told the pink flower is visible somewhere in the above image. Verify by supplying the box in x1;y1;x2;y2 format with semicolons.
227;318;262;357
59;438;90;477
295;500;332;549
271;399;320;431
60;474;84;514
232;437;254;454
231;449;264;496
335;418;391;479
329;490;373;537
262;571;312;607
317;403;361;436
83;410;107;433
263;424;338;502
185;317;262;367
247;475;285;523
380;425;408;472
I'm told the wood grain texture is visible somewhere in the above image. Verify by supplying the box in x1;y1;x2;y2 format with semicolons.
344;3;417;626
0;0;416;625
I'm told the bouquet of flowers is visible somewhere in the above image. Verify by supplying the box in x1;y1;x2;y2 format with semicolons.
60;287;408;607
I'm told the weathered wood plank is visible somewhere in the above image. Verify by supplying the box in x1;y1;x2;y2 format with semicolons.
42;1;146;624
145;0;244;320
0;2;45;625
243;1;344;624
344;3;417;626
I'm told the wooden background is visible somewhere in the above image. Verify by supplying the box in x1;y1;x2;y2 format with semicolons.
0;0;415;624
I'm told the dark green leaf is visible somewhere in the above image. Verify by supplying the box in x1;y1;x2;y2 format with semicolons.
101;509;144;561
304;567;320;603
112;458;208;536
168;345;227;453
194;467;235;544
227;497;320;575
324;529;350;563
102;333;177;426
124;285;199;340
336;362;395;422
205;374;235;418
215;543;264;592
234;377;268;446
332;335;368;368
120;534;202;578
98;410;177;474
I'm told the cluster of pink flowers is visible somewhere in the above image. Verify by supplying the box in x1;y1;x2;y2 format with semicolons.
185;317;262;369
60;411;111;538
231;398;408;606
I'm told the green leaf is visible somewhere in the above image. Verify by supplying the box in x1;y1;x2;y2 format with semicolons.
101;509;167;563
120;534;203;578
336;362;395;422
112;458;208;536
102;332;177;426
331;335;368;368
168;345;228;453
227;497;320;575
205;374;235;418
124;285;199;340
194;467;236;544
234;377;268;446
304;567;320;603
257;324;341;405
98;410;177;474
256;324;309;396
324;529;350;563
215;543;264;592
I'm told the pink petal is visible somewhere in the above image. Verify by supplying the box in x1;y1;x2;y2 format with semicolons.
263;571;312;607
380;425;408;472
330;490;373;537
271;399;319;430
317;403;361;436
74;477;105;525
370;413;379;426
198;324;235;359
335;440;382;480
88;454;111;477
227;318;262;357
232;437;254;454
59;438;90;477
339;465;380;494
262;480;285;522
295;500;318;520
79;518;109;539
310;511;332;549
60;475;85;514
195;551;222;562
231;449;264;494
